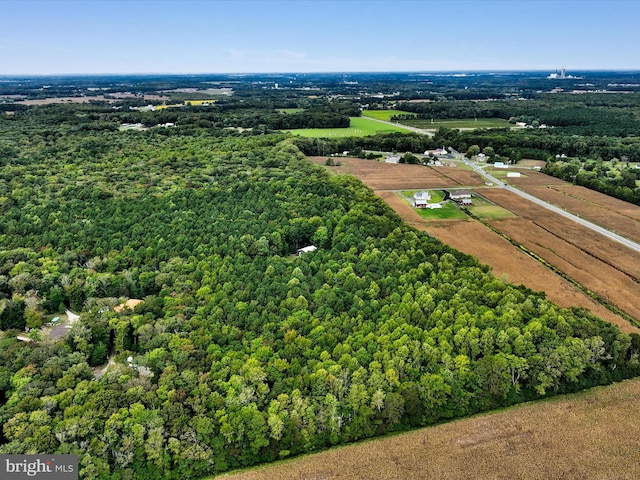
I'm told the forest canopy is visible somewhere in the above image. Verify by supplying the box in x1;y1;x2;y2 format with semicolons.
0;101;639;480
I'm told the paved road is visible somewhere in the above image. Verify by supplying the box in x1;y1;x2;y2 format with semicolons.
451;151;640;255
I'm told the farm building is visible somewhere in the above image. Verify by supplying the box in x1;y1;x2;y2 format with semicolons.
296;245;317;256
494;162;508;168
413;190;431;208
385;155;400;164
425;147;449;157
115;299;145;313
506;172;521;178
445;189;472;201
461;198;473;206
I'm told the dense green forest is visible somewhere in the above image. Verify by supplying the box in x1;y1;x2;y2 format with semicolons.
0;101;639;479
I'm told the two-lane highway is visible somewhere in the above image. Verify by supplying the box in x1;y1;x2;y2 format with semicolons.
451;152;640;255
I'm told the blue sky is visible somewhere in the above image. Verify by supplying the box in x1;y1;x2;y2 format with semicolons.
1;0;639;74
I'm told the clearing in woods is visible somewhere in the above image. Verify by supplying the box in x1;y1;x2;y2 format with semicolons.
284;117;413;137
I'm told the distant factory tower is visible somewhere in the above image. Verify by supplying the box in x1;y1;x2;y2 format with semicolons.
547;67;568;79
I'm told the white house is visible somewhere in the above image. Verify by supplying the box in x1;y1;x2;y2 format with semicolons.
435;147;448;156
413;190;431;208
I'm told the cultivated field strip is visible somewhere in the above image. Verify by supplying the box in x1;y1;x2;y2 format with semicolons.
309;156;457;189
308;157;484;190
482;189;640;323
518;184;640;243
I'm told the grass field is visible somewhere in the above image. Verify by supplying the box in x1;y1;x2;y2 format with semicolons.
466;194;514;219
399;118;512;129
362;109;417;121
185;99;218;105
415;201;467;219
468;204;515;219
284;117;414;137
277;108;304;114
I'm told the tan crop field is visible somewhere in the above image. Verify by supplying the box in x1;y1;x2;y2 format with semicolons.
308;157;484;189
515;184;640;243
481;189;640;324
312;157;639;332
217;378;640;480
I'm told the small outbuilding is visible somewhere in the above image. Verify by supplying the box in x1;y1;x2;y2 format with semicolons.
296;245;317;256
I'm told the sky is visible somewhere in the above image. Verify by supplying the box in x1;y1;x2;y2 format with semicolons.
1;0;639;75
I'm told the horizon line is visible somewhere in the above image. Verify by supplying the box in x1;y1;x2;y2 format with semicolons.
2;69;640;78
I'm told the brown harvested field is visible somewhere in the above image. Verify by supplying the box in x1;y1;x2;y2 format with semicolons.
308;157;480;190
482;189;640;323
516;159;546;168
502;169;567;186
430;166;485;186
516;184;640;243
377;191;637;334
217;378;640;480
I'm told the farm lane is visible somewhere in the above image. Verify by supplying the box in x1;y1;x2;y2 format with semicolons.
455;152;640;255
363;116;435;137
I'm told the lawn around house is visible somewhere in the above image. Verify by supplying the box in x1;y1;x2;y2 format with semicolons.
415;201;467;219
284;116;413;137
401;190;446;203
277;108;305;114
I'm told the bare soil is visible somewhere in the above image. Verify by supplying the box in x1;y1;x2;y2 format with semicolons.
217;378;640;480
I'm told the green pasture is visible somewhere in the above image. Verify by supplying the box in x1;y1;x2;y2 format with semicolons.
284;117;413;138
468;205;515;219
465;193;514;219
399;118;512;130
362;110;417;121
415;202;467;220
